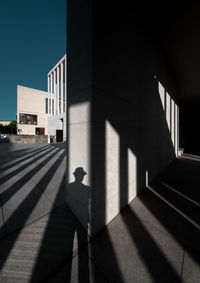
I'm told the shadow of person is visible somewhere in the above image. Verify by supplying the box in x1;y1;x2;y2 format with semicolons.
66;167;91;282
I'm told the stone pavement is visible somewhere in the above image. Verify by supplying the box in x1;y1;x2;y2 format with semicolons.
0;143;200;282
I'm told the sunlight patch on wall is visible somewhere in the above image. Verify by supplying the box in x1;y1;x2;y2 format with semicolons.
166;92;171;131
157;80;179;155
68;102;91;185
175;104;179;156
171;99;175;146
146;170;149;187
105;120;120;223
158;81;165;110
69;101;90;125
128;148;137;202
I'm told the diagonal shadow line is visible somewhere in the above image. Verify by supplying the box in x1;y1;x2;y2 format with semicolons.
0;145;51;173
30;173;96;283
0;145;49;167
30;171;70;283
87;228;125;283
0;146;56;185
122;206;180;282
0;148;33;166
140;190;200;265
0;147;61;206
0;150;66;271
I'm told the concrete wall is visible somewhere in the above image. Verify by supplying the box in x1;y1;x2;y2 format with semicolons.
8;135;48;144
48;112;66;141
67;0;179;236
0;121;12;126
17;85;48;135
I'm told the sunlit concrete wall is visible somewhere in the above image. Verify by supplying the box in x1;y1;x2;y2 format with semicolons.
17;86;48;135
0;121;12;126
67;0;179;236
48;112;66;141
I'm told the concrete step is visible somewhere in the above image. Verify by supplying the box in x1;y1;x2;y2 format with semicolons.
149;180;200;229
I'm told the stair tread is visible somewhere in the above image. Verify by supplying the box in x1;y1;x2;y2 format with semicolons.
150;180;200;227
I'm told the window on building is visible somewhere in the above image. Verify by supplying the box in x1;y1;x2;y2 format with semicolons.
45;98;48;114
19;113;37;125
36;127;45;135
19;113;24;124
26;114;31;124
33;115;37;125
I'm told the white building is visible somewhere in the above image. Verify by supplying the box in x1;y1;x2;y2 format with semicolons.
17;85;48;135
47;54;66;142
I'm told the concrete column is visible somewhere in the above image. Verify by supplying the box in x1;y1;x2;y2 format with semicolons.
57;66;60;114
64;57;67;113
48;75;50;92
50;73;53;94
61;61;64;114
171;99;175;147
67;0;180;237
47;75;50;117
175;104;179;156
50;73;53;115
53;70;56;115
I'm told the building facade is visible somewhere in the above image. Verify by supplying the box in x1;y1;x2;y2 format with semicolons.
47;54;66;142
17;85;48;135
0;120;13;126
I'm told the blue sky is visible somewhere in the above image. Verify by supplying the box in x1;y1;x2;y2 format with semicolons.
0;0;66;120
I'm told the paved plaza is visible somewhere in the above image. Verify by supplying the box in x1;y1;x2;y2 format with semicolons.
0;143;200;282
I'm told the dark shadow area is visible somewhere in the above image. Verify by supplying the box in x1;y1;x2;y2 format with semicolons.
65;0;200;281
66;0;183;281
139;189;200;259
122;206;180;282
150;156;200;227
179;101;200;156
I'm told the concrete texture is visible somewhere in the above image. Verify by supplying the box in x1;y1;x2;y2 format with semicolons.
0;144;200;282
17;85;48;135
8;135;48;144
48;112;66;141
67;0;179;236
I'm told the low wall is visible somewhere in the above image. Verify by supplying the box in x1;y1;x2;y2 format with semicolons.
8;135;48;144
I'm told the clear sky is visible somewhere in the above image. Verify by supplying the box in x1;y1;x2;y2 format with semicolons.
0;0;66;120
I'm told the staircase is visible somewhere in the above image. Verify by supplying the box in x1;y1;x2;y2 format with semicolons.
147;154;200;250
148;179;200;230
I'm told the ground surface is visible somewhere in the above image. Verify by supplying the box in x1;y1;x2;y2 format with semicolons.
0;143;200;282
